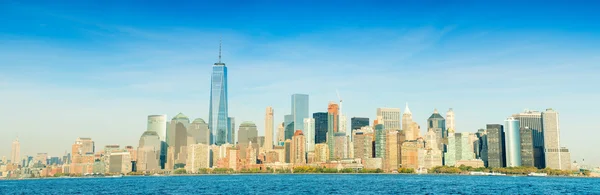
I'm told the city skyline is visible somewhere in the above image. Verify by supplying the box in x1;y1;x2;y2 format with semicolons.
1;2;600;167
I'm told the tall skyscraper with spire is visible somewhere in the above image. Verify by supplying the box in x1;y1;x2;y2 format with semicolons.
209;39;229;145
11;137;20;164
402;103;415;139
265;107;274;150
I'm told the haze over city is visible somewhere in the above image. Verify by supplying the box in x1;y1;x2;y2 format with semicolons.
1;0;599;168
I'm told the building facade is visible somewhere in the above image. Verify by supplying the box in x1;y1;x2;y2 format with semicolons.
520;127;535;167
291;130;306;164
313;112;328;144
542;108;569;170
486;124;505;168
374;124;386;159
377;108;401;131
304;118;316;152
427;109;446;150
513;110;545;168
292;94;309;133
504;117;521;167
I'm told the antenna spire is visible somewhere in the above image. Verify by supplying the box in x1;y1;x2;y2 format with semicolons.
218;37;222;63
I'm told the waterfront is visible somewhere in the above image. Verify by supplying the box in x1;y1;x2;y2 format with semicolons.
0;174;599;194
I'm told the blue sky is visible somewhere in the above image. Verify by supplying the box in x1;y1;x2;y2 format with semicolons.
1;1;599;166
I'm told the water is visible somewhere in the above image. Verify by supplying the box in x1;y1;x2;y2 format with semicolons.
1;174;599;194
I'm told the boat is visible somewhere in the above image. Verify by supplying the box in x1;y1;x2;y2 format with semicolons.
469;172;507;176
489;172;506;176
527;172;548;177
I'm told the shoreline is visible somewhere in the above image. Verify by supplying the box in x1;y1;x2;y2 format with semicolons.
1;173;596;181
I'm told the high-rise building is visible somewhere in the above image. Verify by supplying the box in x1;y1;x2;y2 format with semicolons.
374;124;386;159
284;139;292;163
475;129;488;166
147;115;167;168
228;117;235;144
209;40;229;145
71;137;95;175
427;109;446;150
421;130;443;169
137;131;161;172
504;117;521;167
353;131;374;163
292;94;309;133
167;113;190;167
265;107;274;150
377;108;401;131
542;108;570;170
386;130;401;171
185;143;210;173
108;152;131;174
513;110;545;168
333;132;347;160
444;131;476;166
486;124;505;168
314;143;329;163
327;102;339;160
313;112;328;144
291;130;306;164
276;122;285;145
238;121;258;159
520;127;534;167
351;117;369;131
189;118;210;145
304;118;316;152
401;140;424;170
11;137;20;165
284;114;294;140
402;103;416;140
446;108;455;131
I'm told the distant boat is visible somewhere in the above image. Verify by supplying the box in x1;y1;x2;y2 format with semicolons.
110;175;123;178
469;172;506;176
527;172;548;177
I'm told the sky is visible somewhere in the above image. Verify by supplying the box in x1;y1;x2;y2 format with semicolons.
1;1;599;166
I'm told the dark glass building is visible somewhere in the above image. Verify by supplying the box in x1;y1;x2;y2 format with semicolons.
313;112;328;144
513;111;545;169
351;117;369;130
486;124;505;168
520;127;535;167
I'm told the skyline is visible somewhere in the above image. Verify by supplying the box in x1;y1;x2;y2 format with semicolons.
1;1;600;166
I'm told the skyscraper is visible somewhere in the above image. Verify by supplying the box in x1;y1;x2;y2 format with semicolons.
147;115;167;167
327;102;339;160
189;118;210;145
237;121;258;159
304;118;316;152
446;108;455;130
292;94;309;133
376;108;401;131
137;131;161;172
475;129;488;166
284;114;294;140
11;137;20;164
520;127;534;167
402;103;414;136
291;130;306;164
277;122;285;145
486;124;505;168
313;112;328;144
542;108;569;170
209;40;229;145
427;109;446;150
265;107;274;150
353;131;374;163
513;110;545;168
504;117;521;167
374;124;386;159
228;117;235;144
167;113;190;165
351;117;369;131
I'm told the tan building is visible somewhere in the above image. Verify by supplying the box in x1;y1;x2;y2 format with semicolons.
291;130;306;165
353;131;373;164
185;143;210;173
333;132;347;160
70;137;95;175
137;131;161;172
277;122;285;146
364;158;383;169
401;139;424;170
376;108;401;131
314;143;329;163
265;107;275;151
108;152;131;174
386;130;402;171
10;137;20;165
402;103;413;138
273;146;286;163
